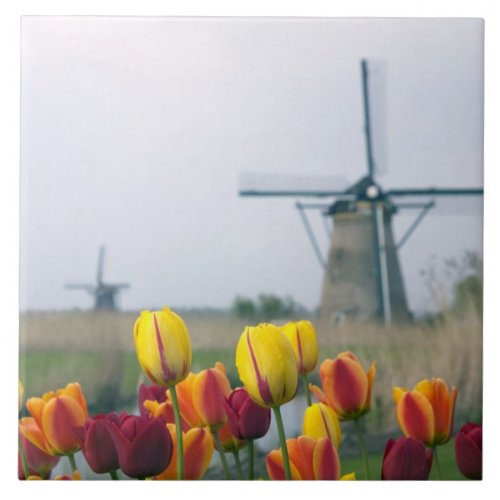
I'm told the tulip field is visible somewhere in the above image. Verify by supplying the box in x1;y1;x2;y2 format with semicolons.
18;307;482;480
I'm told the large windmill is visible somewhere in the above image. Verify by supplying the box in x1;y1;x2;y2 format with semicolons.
65;246;129;310
239;59;483;325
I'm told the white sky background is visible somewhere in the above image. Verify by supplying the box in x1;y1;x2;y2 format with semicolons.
20;17;484;314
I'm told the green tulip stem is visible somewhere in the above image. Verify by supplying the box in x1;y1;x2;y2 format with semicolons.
109;470;119;480
301;373;312;406
169;383;184;480
212;430;231;480
68;453;78;473
232;450;243;479
353;419;370;480
272;406;292;480
248;439;254;480
18;435;30;479
433;447;442;480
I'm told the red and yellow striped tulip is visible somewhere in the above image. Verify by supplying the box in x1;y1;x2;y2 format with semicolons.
134;307;192;386
156;424;214;480
167;372;205;428
310;352;376;420
191;364;232;429
19;418;60;479
266;435;354;480
26;383;88;455
393;378;457;447
236;323;298;408
281;321;318;375
302;403;342;449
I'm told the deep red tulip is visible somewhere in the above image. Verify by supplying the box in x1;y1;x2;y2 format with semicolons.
455;422;482;479
381;437;433;480
107;413;173;479
224;388;271;440
138;384;167;417
74;413;120;474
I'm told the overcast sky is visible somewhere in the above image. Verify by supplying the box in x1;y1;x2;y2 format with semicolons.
19;17;483;314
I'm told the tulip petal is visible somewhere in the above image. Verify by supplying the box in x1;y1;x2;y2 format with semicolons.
393;386;408;404
313;437;340;480
266;449;302;480
396;392;435;445
289;436;316;480
455;430;482;479
26;398;46;431
340;472;356;480
42;396;87;454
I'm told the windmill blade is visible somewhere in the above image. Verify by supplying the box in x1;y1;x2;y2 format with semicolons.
387;187;483;215
97;246;105;285
65;283;95;293
361;59;388;180
239;171;352;197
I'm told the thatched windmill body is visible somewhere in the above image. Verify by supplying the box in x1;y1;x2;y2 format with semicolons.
239;60;483;324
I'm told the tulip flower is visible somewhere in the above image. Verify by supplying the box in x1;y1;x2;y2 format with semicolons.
224;387;271;440
454;422;482;479
133;307;192;387
73;413;120;477
393;378;457;447
302;403;342;449
137;383;167;417
224;388;271;479
18;418;60;479
236;323;298;409
310;352;376;420
107;413;173;479
282;321;318;406
167;372;205;428
266;435;354;480
192;366;232;429
156;424;214;480
134;307;192;479
381;437;433;480
26;382;88;456
236;323;299;479
310;352;375;479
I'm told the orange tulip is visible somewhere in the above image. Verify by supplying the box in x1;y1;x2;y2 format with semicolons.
310;352;376;420
156;424;214;480
26;383;88;455
266;435;354;480
167;372;205;428
191;364;232;430
393;378;457;447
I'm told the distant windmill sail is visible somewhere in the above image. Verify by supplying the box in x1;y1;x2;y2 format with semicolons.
65;246;129;310
238;59;483;325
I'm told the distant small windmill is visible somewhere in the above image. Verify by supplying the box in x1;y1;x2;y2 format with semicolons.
65;246;129;310
239;59;483;325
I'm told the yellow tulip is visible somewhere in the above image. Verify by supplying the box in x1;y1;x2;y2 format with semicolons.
281;321;318;375
302;403;342;449
236;323;298;408
134;307;192;386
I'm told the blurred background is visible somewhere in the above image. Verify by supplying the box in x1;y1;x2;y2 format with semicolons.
19;18;483;472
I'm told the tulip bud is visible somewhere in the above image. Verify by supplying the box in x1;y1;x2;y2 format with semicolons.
26;382;88;455
236;323;298;408
74;413;120;474
302;403;342;448
156;424;214;480
454;422;482;479
266;435;352;480
281;321;318;375
134;307;192;387
107;413;173;479
310;352;376;420
381;437;433;480
19;418;60;479
192;366;232;429
393;378;457;447
224;387;271;440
